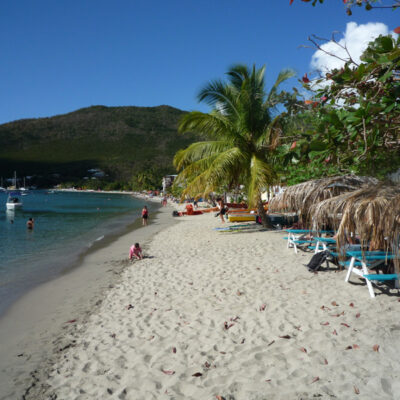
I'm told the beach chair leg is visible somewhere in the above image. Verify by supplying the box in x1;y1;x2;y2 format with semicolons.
362;262;375;298
345;257;355;282
293;242;298;254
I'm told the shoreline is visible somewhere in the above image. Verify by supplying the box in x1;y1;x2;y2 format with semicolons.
0;191;157;319
0;201;176;400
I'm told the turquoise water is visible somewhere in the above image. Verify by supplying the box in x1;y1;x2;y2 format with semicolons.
0;190;148;316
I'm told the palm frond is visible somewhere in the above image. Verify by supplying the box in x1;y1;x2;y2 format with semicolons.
173;141;230;170
206;147;246;182
247;155;277;207
256;114;284;149
226;64;252;88
197;81;240;119
174;155;217;183
178;111;232;140
266;68;296;106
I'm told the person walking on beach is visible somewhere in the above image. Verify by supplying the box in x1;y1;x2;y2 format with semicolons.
162;196;167;207
142;205;149;226
129;243;143;260
26;217;34;230
217;198;227;223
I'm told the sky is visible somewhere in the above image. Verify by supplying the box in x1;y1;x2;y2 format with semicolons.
0;0;398;124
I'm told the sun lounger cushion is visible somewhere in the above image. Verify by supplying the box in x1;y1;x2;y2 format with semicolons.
364;274;399;281
339;260;364;267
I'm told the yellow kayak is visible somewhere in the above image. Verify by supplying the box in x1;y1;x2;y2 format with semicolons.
228;214;256;222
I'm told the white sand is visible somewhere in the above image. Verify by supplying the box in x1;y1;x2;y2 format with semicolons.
10;208;400;399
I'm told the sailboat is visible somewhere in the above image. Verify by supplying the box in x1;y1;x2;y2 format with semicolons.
20;177;29;194
6;192;23;210
5;172;23;209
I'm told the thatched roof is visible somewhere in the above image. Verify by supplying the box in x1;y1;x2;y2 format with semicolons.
378;194;400;272
312;183;400;269
268;175;378;223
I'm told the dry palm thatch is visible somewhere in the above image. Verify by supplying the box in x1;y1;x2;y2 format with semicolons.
312;183;400;271
268;175;378;224
378;194;400;272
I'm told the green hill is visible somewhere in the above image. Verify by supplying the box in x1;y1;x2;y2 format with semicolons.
0;105;195;188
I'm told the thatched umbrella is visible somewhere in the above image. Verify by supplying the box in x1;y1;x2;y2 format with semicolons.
378;194;400;272
312;183;400;270
268;175;378;224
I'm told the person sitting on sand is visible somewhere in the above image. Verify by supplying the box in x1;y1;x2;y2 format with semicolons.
26;217;34;230
129;243;143;260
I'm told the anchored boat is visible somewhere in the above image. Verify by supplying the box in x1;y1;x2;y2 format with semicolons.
6;191;23;210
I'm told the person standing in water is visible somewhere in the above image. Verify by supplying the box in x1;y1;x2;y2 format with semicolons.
26;217;34;229
141;206;149;226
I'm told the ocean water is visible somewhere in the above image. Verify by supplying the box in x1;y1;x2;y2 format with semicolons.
0;190;148;317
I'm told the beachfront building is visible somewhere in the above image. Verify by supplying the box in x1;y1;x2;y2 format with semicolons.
261;185;285;201
162;174;177;194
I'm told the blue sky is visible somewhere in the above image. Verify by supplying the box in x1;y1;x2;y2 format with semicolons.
0;0;398;124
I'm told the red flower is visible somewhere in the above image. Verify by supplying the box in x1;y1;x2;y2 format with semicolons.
290;141;297;150
394;27;400;34
302;73;310;83
290;0;294;4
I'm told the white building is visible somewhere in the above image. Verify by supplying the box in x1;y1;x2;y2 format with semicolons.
162;175;178;193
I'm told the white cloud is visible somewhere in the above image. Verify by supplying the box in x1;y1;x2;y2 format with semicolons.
310;22;389;74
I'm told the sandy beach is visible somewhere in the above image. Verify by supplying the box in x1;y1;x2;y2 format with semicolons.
0;200;172;400
2;204;400;399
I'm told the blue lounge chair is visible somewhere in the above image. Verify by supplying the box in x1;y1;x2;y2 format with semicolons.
346;251;399;298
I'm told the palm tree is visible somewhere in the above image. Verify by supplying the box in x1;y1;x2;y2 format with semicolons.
174;64;295;227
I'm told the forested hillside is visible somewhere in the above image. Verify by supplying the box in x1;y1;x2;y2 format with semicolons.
0;105;195;188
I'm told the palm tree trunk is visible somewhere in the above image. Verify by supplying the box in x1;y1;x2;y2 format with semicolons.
257;195;274;229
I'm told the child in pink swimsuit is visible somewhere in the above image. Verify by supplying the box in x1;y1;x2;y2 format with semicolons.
129;243;143;260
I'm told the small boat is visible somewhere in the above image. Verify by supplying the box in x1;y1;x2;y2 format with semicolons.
6;191;23;210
